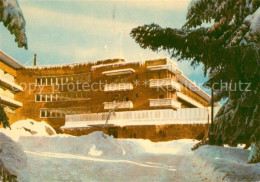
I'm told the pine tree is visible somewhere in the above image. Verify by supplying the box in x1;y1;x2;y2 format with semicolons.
0;0;28;49
0;104;10;129
131;0;260;163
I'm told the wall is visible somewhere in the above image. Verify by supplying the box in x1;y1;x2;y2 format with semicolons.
62;124;208;142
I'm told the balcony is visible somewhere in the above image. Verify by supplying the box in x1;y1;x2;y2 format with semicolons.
177;92;204;108
149;78;181;91
0;95;23;107
104;83;133;92
0;74;23;92
104;101;133;110
149;98;181;109
102;68;135;76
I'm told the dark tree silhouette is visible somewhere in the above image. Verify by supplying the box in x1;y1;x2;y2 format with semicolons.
0;103;10;129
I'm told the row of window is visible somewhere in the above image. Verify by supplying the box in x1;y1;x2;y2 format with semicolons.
40;107;91;118
35;91;90;102
36;73;91;86
111;76;129;83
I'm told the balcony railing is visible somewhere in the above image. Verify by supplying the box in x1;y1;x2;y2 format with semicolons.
0;95;22;107
149;98;181;109
104;83;133;91
149;78;181;91
61;107;221;129
104;101;133;110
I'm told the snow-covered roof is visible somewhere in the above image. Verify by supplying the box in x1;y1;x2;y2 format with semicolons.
91;60;143;70
102;68;135;76
0;50;24;69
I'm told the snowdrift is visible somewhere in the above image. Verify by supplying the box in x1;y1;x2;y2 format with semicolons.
19;131;197;158
0;119;56;141
193;145;260;181
0;133;29;182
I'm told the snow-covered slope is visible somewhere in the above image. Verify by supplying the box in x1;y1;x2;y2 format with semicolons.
1;119;259;181
193;145;260;181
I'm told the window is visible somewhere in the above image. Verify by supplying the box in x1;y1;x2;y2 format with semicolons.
42;95;46;102
136;93;139;98
51;78;57;85
57;77;62;85
41;110;46;118
36;78;41;85
52;94;57;102
57;112;61;118
47;78;52;85
46;110;51;117
46;94;51;102
61;93;66;101
57;94;61;101
51;111;56;118
42;78;46;85
36;94;41;102
64;77;69;84
159;94;164;99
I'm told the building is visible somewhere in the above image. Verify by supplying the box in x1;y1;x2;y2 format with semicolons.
0;50;23;123
0;50;219;141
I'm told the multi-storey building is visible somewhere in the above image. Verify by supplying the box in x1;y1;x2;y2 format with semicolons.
0;50;23;123
0;50;219;141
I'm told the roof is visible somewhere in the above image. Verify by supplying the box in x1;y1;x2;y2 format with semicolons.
177;73;211;102
0;50;24;69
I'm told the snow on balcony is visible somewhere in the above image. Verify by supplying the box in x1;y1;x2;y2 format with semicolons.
102;68;135;76
147;64;181;75
104;101;133;110
104;83;133;91
61;107;221;129
0;95;23;107
149;98;181;109
149;78;181;91
0;75;23;92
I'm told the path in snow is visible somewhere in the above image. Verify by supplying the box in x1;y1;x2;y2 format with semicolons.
17;132;206;182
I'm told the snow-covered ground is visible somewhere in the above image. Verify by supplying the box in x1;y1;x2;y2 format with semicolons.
0;119;259;182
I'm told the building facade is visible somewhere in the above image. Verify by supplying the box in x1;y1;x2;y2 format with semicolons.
0;50;23;124
0;50;217;140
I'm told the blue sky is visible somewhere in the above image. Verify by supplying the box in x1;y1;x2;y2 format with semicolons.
0;0;210;93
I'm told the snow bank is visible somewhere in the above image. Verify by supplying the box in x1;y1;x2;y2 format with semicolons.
19;132;146;158
18;131;198;159
193;145;260;181
0;119;56;141
0;133;29;182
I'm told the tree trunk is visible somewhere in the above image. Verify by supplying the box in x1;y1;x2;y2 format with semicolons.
248;140;260;163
